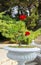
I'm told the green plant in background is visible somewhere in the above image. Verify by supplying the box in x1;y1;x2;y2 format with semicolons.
0;0;39;12
25;6;39;30
0;0;40;31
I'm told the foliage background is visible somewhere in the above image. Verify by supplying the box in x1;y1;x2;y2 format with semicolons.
0;0;41;44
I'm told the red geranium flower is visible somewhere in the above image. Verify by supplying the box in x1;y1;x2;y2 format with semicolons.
19;14;27;20
25;31;30;36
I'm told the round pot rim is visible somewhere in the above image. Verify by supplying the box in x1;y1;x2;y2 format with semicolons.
4;46;40;53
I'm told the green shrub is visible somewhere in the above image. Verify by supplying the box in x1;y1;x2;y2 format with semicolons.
25;7;39;30
28;28;41;43
0;13;31;44
0;12;41;45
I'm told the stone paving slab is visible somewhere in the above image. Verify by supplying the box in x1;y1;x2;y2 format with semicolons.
0;48;17;65
1;60;17;65
35;35;41;44
0;44;17;49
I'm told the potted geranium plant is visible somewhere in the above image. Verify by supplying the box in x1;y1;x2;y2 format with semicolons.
2;17;40;65
0;11;40;65
0;12;40;65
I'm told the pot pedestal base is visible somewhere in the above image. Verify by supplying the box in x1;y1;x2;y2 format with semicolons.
18;61;25;65
7;51;40;65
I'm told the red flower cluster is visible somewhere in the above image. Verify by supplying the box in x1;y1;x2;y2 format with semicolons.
19;14;27;20
25;31;30;36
